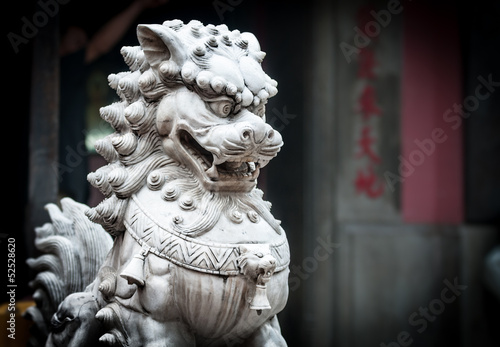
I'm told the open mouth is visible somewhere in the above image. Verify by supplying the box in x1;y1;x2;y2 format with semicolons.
179;130;260;182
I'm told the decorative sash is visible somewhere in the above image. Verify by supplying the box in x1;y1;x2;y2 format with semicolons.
123;195;289;276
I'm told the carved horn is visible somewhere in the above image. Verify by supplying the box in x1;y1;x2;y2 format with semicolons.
137;24;187;68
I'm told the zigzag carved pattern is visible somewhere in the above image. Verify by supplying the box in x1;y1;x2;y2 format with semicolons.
126;197;289;275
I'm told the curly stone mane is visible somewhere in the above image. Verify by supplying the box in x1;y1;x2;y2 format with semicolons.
85;20;280;236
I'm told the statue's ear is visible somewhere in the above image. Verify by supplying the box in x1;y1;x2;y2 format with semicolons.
137;24;187;68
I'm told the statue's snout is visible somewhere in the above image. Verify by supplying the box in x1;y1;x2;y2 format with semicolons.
237;121;278;145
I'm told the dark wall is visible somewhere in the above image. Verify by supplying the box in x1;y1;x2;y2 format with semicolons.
461;0;500;225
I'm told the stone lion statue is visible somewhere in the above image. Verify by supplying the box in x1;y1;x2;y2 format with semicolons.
26;19;289;346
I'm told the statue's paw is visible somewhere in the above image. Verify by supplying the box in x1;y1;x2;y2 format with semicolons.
47;292;102;347
96;303;129;346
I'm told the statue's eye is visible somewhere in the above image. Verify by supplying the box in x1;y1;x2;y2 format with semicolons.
209;100;233;118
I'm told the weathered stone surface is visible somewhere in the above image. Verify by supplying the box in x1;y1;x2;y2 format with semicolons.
27;19;289;347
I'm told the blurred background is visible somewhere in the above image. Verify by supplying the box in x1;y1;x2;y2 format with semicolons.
8;0;500;346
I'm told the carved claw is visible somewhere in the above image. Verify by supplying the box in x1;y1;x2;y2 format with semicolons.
95;303;129;347
46;292;102;347
98;266;117;300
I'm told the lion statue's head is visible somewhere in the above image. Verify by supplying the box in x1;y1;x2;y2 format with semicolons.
85;20;283;236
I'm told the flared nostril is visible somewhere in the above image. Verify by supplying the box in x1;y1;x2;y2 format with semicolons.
253;125;273;144
238;123;278;144
267;130;274;140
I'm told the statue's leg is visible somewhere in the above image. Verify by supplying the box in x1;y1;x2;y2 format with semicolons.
241;315;287;347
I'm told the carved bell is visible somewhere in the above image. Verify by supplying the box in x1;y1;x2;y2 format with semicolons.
250;284;271;314
120;251;146;287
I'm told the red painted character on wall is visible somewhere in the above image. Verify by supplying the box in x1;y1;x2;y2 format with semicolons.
353;5;384;199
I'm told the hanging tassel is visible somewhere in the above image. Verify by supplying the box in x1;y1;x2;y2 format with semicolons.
120;245;149;287
250;284;271;314
236;245;277;315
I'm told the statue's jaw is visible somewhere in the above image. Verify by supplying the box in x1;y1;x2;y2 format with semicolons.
177;129;261;192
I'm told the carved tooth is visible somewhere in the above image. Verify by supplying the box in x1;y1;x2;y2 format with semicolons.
206;165;219;180
248;162;256;173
